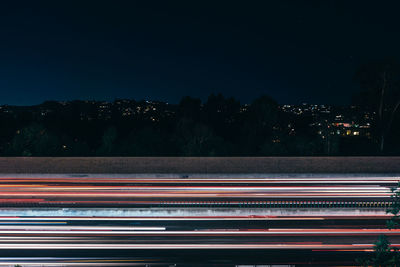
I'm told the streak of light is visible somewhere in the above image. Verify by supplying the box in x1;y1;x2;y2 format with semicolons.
0;229;396;236
0;226;166;231
0;243;397;249
0;215;390;221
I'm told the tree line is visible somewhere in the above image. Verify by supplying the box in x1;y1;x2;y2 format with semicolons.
0;59;399;157
0;94;325;156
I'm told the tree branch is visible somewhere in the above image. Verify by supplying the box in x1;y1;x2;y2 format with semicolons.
385;100;400;136
378;70;387;121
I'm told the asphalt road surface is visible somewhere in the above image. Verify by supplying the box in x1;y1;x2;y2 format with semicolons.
0;174;398;266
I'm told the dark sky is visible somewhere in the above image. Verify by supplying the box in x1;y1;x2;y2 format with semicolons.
0;1;400;105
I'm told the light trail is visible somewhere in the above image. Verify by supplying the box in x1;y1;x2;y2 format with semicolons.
0;216;335;220
0;226;166;231
0;243;395;250
0;175;397;265
0;177;395;208
0;176;398;182
0;228;394;236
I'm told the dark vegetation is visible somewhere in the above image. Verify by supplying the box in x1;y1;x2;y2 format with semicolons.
0;60;399;157
358;183;400;266
0;95;320;156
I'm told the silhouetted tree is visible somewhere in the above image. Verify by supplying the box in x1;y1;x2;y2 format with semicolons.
119;127;170;156
173;118;228;156
359;183;400;266
5;123;61;156
260;138;288;156
354;59;400;153
97;126;117;156
178;96;202;121
241;95;279;155
202;94;241;140
358;235;399;267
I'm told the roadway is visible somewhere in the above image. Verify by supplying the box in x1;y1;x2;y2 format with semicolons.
0;215;394;266
0;176;396;207
0;174;398;266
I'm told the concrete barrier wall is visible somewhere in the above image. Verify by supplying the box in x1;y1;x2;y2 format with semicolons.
0;208;387;217
0;157;400;173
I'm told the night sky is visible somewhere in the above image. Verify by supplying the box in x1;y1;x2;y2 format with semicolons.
1;1;400;105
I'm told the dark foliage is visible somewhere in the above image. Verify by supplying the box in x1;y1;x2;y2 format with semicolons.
353;59;400;153
358;183;400;266
0;91;398;156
